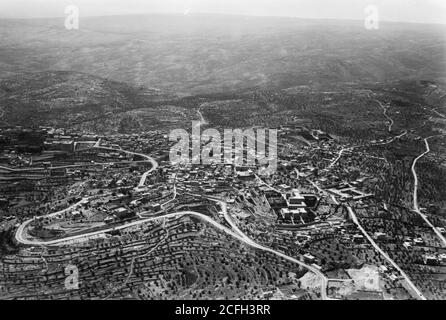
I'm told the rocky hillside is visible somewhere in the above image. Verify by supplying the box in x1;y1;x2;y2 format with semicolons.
0;71;186;133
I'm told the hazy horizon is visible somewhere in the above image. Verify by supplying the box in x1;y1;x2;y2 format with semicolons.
0;0;445;25
1;12;445;27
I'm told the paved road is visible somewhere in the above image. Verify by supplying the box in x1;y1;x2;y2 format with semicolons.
210;203;330;301
306;173;426;300
305;176;424;300
255;174;284;195
214;199;258;244
306;178;329;196
138;181;177;218
15;198;90;245
94;139;102;148
161;181;177;209
411;135;446;247
16;193;329;300
0;163;108;173
347;207;426;300
328;147;352;169
324;131;407;172
219;199;328;299
197;108;208;126
15;208;328;298
15;146;158;245
1;144;156;174
92;146;158;188
432;108;446;119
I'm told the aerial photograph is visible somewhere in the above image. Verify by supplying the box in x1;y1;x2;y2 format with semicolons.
0;0;445;307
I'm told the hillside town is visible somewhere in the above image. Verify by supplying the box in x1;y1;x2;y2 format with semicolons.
0;120;445;300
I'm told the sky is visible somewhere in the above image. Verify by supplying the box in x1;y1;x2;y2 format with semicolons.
0;0;445;24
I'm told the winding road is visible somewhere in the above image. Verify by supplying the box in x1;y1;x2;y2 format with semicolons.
197;108;208;126
328;147;352;169
252;176;329;299
15;198;91;246
411;135;446;247
305;176;426;300
324;130;407;171
15;145;158;245
375;99;394;133
14;145;329;299
16;207;329;299
217;200;328;300
92;146;158;187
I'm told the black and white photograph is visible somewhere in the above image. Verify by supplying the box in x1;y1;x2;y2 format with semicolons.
0;0;445;308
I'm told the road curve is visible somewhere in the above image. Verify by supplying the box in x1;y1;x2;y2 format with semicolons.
411;135;446;247
328;147;352;169
14;144;329;298
93;146;158;187
15;197;90;246
15;146;158;245
217;198;329;299
16;208;328;299
208;202;329;300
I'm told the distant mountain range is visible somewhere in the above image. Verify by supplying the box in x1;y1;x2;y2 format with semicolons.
0;14;444;95
0;71;177;131
0;14;444;134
